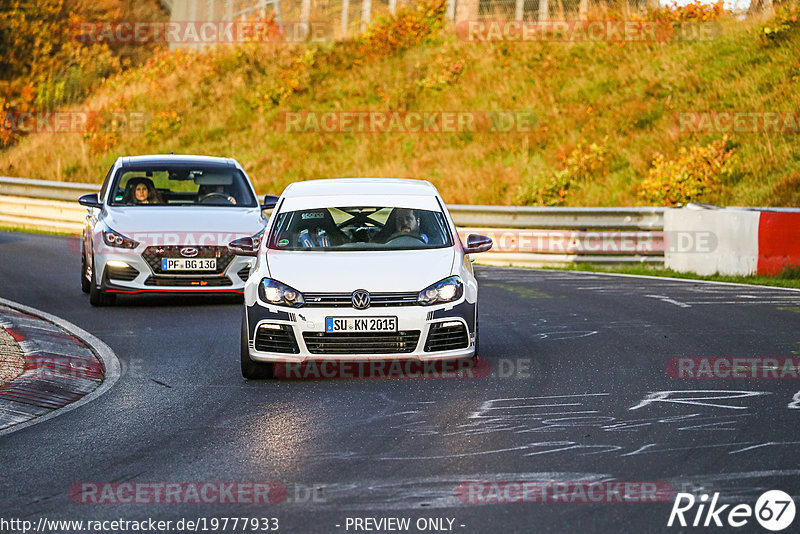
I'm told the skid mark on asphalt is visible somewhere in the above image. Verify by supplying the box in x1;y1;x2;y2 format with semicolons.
461;396;756;433
275;470;800;510
621;441;800;456
628;390;769;410
481;311;652;342
669;469;800;502
276;472;608;510
309;390;800;464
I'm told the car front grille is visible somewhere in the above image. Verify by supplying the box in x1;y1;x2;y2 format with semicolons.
106;264;139;281
302;331;420;354
143;275;233;287
303;292;419;308
424;322;469;352
237;266;251;282
142;245;234;275
255;324;299;354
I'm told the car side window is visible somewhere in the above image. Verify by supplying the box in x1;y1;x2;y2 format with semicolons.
99;164;115;202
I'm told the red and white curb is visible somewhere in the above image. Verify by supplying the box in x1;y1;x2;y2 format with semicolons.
665;208;800;276
0;296;119;436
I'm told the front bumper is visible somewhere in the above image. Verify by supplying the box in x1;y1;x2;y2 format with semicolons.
245;298;476;362
95;249;254;294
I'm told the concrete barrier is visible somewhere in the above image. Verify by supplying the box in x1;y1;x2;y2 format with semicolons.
664;207;759;276
666;206;800;277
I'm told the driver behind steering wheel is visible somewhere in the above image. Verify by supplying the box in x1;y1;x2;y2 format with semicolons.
392;208;428;243
197;184;237;205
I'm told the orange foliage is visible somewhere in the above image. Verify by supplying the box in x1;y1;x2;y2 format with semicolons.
0;0;166;147
649;0;729;22
356;0;447;58
639;137;736;206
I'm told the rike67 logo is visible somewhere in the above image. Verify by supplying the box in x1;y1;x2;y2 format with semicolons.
668;490;796;531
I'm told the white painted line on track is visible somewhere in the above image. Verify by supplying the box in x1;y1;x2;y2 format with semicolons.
552;269;800;293
0;296;120;437
644;295;692;308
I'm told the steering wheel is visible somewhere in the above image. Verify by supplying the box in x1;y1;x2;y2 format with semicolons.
198;192;235;205
385;232;426;243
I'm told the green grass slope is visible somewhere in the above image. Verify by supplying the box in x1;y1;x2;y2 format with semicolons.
1;2;799;206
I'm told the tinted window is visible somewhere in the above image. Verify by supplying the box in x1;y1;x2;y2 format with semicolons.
268;207;453;251
109;166;256;207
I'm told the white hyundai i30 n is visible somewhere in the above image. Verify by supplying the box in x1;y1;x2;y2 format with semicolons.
230;178;492;379
78;155;277;306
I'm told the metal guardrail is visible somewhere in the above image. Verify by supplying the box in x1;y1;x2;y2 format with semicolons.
0;177;665;266
448;205;665;230
0;177;98;201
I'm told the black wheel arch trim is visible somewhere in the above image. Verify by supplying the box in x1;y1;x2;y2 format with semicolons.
430;299;476;332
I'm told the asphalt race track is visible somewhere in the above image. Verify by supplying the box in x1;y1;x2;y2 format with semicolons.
2;230;800;533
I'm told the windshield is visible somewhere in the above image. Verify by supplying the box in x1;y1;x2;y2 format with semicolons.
109;165;257;207
268;207;453;251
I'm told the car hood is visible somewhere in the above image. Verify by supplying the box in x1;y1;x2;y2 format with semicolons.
265;248;457;293
103;207;264;245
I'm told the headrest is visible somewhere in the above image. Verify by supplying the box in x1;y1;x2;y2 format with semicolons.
194;173;233;185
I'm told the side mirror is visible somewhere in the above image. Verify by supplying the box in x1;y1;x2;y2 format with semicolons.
78;193;102;209
464;234;492;254
262;194;279;210
228;237;259;257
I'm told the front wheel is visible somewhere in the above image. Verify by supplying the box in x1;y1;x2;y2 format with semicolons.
80;250;90;294
241;311;274;379
88;257;115;306
473;303;480;358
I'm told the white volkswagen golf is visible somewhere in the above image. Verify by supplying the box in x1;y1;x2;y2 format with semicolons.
79;155;276;306
231;178;492;379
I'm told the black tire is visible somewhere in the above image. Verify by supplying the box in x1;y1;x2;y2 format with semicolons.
80;250;90;294
88;257;116;306
473;303;480;358
241;311;274;379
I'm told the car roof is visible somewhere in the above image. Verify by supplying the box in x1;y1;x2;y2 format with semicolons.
281;178;439;198
119;155;236;167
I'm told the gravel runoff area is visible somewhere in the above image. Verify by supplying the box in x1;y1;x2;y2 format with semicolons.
0;327;25;387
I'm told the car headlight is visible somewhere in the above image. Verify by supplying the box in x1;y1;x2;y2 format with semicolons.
251;228;265;249
102;227;139;249
259;278;304;308
418;276;463;306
